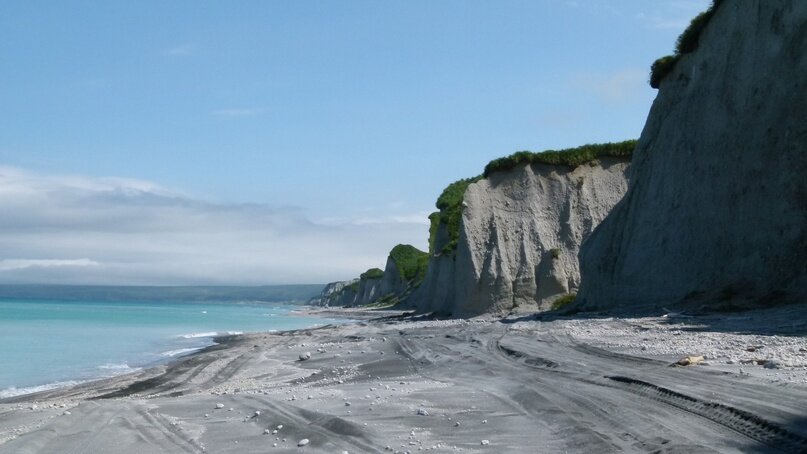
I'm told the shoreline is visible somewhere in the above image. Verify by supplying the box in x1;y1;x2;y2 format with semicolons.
1;305;806;452
0;303;351;403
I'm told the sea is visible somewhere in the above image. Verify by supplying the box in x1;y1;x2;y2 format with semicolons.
0;295;340;398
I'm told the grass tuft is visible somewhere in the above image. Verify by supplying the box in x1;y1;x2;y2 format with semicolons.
649;0;724;88
551;293;577;311
483;140;636;178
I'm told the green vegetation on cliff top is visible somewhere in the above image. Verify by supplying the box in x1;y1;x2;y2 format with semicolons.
389;244;429;284
483;140;636;177
360;268;384;280
649;0;724;88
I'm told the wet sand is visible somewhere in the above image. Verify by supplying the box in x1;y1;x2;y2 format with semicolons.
1;307;807;453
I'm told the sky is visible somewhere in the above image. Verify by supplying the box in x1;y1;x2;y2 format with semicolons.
0;0;710;285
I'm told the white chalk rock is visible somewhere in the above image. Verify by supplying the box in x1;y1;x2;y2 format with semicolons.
297;438;310;447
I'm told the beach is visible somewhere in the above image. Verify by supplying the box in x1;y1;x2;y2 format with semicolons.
1;306;807;453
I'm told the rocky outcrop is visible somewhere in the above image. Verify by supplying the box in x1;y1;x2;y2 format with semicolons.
308;279;358;307
412;157;630;316
311;244;428;307
576;0;807;311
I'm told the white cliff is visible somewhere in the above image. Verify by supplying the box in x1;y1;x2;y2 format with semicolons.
577;0;807;310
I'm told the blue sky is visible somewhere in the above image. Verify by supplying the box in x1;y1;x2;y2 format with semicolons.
0;0;709;285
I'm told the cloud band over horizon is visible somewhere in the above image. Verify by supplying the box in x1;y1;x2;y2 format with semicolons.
0;166;429;286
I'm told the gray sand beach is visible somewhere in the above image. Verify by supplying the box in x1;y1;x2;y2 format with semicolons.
2;306;807;453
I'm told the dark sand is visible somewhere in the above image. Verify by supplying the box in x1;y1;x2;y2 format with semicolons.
1;307;807;453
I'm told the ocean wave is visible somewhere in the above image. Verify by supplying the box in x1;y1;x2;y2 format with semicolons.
97;363;140;374
160;347;202;358
0;380;84;399
177;331;243;339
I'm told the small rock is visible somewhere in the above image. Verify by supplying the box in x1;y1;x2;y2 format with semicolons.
481;440;490;446
63;411;71;415
215;403;224;409
299;352;311;361
417;408;429;416
254;410;261;417
481;419;487;424
277;424;283;430
454;422;460;427
264;429;272;434
676;355;705;366
298;438;310;447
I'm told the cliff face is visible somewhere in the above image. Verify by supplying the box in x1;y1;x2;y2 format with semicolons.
413;158;630;316
577;0;807;310
309;279;358;307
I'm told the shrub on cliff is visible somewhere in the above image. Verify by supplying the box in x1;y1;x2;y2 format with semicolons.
649;0;724;88
360;268;384;280
483;140;636;178
429;176;482;254
649;55;679;89
389;244;429;284
551;293;577;311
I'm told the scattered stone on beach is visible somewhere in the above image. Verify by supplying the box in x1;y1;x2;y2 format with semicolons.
215;403;224;409
62;411;71;416
299;352;311;361
264;429;271;435
254;410;261;417
481;419;487;424
417;408;429;416
481;439;490;446
675;355;705;366
297;438;309;447
276;424;283;430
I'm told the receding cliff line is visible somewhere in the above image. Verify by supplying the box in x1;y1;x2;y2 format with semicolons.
312;142;634;315
576;0;807;311
311;244;428;307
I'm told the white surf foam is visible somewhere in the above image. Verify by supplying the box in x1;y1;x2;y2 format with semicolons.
177;331;243;339
160;347;202;358
0;380;84;399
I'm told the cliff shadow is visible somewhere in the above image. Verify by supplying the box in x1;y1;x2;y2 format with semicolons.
499;301;807;338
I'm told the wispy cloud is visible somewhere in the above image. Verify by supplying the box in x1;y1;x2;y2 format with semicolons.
0;166;428;285
318;212;432;227
570;69;648;105
0;259;99;272
634;0;711;30
162;44;194;56
211;108;265;117
634;12;690;30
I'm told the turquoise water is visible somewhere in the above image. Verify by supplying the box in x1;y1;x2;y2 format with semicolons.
0;299;340;398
